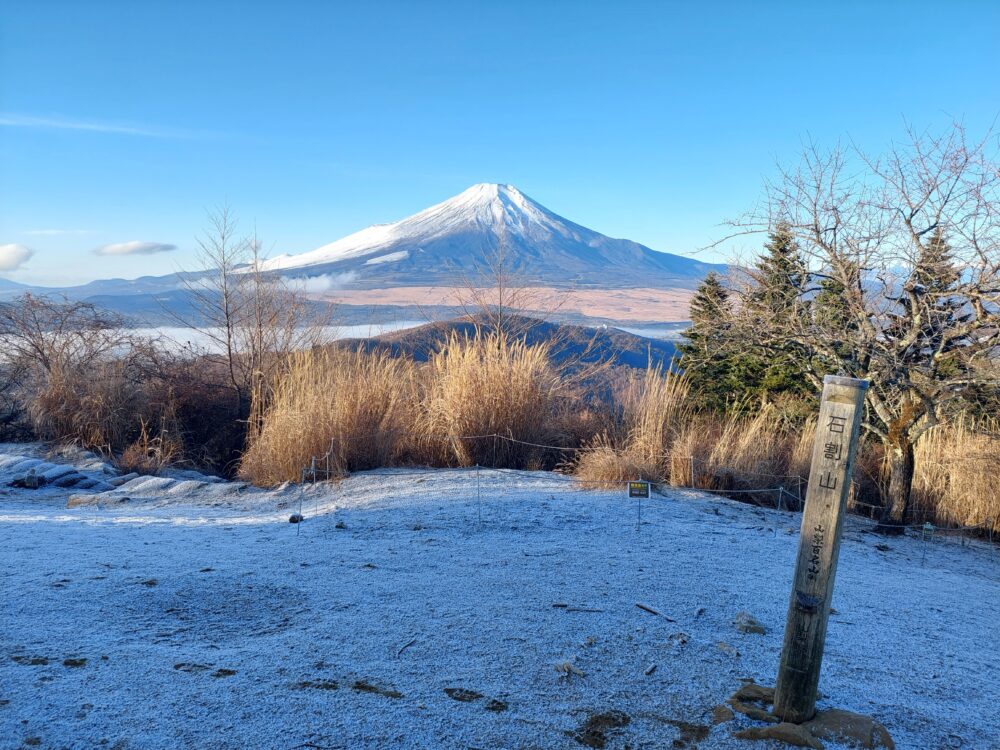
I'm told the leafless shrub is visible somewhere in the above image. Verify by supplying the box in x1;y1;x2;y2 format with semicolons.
174;205;332;422
0;295;153;450
115;417;182;475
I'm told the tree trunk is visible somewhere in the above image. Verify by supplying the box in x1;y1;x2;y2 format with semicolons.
877;438;914;534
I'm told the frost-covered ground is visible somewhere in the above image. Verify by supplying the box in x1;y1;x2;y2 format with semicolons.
1;446;998;750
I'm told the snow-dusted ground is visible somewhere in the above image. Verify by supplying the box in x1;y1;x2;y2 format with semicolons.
1;446;998;750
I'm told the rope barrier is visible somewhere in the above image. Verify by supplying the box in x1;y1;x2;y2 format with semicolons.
691;455;806;482
295;435;999;544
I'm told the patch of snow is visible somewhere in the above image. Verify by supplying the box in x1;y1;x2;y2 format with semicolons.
258;183;598;272
1;449;997;749
364;250;410;266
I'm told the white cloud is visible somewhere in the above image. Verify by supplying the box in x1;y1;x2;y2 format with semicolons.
95;240;177;257
286;272;359;293
0;113;207;139
0;244;35;272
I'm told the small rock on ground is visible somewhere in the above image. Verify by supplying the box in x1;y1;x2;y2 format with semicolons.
807;709;895;750
735;722;824;749
733;610;767;634
711;705;735;725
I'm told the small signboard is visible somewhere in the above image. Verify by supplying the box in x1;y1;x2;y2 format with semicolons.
628;480;650;499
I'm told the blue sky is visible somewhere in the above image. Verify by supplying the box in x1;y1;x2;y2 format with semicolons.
1;0;998;285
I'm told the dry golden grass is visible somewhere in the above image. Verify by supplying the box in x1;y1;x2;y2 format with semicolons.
115;418;181;475
241;331;582;479
573;370;805;497
238;331;999;535
701;409;799;490
421;331;569;468
622;367;690;472
572;367;689;485
29;361;141;451
239;347;421;485
571;437;645;486
910;417;1000;531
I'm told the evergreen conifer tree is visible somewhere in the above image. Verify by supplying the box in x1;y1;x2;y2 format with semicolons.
680;227;816;412
678;272;748;410
743;224;812;405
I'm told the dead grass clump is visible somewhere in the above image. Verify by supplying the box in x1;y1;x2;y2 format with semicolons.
572;367;688;484
572;435;655;487
788;419;815;488
622;366;690;472
644;404;803;502
702;407;797;490
28;359;143;451
910;418;1000;531
422;331;569;469
573;376;1000;535
115;418;182;475
239;348;420;485
142;356;247;475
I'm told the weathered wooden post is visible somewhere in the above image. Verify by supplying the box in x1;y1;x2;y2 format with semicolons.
773;375;868;722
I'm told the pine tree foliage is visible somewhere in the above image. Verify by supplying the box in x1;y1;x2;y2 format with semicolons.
688;271;730;329
678;272;747;411
748;222;808;314
680;227;815;412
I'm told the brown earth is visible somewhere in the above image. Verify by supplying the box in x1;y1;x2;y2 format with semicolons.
314;286;694;323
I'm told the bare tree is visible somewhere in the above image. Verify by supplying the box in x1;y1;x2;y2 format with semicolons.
0;294;132;377
452;221;579;338
238;229;330;435
172;205;245;404
175;206;330;416
0;295;153;447
721;124;1000;531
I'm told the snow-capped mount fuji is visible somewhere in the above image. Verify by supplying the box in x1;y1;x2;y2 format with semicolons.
0;184;720;325
262;183;723;289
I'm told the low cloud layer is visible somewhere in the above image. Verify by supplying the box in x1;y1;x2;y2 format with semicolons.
286;272;358;294
95;240;177;257
0;244;35;271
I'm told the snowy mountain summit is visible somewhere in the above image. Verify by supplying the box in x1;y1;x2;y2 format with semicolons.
262;183;723;289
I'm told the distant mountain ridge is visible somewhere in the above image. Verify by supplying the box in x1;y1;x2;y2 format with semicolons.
338;314;679;371
0;184;723;325
260;183;723;289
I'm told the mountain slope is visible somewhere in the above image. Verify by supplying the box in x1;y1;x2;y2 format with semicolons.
262;183;723;289
337;314;679;370
0;277;30;293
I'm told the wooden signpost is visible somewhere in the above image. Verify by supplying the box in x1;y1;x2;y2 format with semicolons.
773;375;868;723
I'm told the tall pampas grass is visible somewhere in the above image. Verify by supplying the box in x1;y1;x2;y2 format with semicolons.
239;336;1000;536
572;366;689;485
911;417;1000;530
421;331;569;468
239;348;420;485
